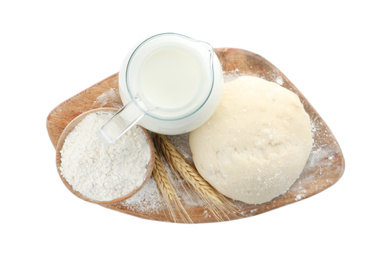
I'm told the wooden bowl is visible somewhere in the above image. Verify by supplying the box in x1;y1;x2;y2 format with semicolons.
55;108;155;205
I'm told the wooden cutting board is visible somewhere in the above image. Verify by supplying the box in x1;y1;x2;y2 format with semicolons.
47;48;345;223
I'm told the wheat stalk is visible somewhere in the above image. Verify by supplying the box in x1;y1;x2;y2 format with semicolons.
153;133;240;221
152;148;192;223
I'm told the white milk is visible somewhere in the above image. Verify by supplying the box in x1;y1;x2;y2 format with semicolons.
137;46;207;116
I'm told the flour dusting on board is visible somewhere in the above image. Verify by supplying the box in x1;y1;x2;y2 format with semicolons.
120;138;205;214
121;177;162;213
289;115;340;201
223;69;284;87
93;88;122;108
168;134;193;163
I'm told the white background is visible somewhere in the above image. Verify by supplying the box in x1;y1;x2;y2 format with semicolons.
1;1;389;259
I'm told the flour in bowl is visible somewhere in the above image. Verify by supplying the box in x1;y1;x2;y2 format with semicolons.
60;112;151;202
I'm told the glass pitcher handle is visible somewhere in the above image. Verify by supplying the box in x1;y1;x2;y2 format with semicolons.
100;102;144;144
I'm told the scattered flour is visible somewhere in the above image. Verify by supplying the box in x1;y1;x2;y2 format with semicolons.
168;134;193;163
121;177;162;213
223;69;284;86
289;116;340;201
275;75;284;85
120;147;204;214
93;88;122;109
60;112;151;202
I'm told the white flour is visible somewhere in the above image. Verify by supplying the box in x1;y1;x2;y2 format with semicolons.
93;88;122;109
60;112;151;202
121;177;162;213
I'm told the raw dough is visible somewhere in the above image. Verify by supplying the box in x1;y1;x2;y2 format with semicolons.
189;76;312;204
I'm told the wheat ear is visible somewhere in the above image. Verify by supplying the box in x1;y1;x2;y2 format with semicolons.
152;148;192;223
153;134;239;221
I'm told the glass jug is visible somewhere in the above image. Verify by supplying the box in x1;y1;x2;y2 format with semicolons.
100;33;223;143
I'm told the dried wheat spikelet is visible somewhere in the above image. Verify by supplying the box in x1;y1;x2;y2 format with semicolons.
153;133;240;221
152;148;193;223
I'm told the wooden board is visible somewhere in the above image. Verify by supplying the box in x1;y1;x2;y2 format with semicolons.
47;48;345;223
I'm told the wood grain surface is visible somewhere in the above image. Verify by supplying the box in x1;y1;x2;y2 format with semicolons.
47;48;345;223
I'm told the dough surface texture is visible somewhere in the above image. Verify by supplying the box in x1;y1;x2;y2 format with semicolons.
189;76;312;204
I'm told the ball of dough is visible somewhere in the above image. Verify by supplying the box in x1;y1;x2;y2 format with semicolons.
189;76;312;204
